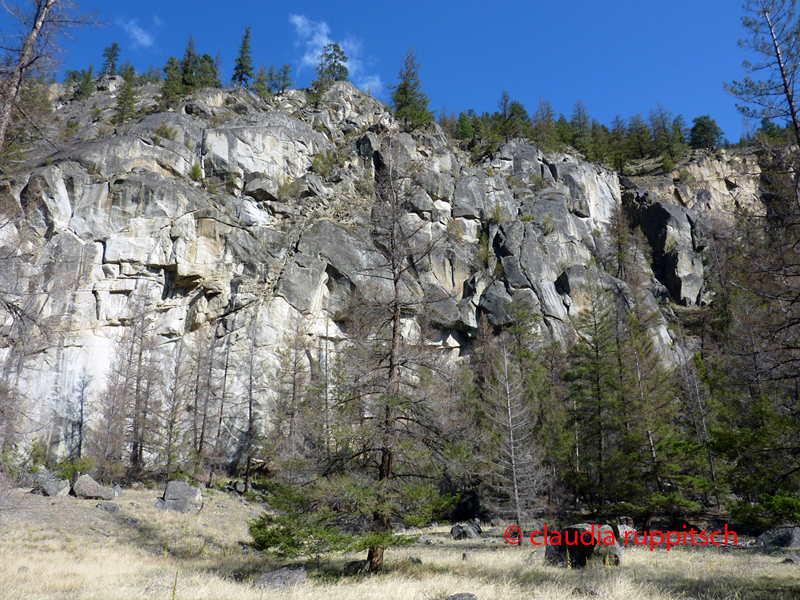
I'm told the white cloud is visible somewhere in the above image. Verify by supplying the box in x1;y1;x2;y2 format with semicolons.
152;15;164;28
289;14;332;72
288;14;384;97
119;19;155;50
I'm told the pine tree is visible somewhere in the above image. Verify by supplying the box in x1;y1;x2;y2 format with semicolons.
570;100;591;154
102;42;121;76
455;112;474;139
315;43;348;84
590;120;610;163
471;111;484;138
159;57;183;108
389;48;433;130
180;36;201;92
252;65;270;99
627;114;651;159
564;277;620;511
0;0;94;152
309;45;347;107
198;53;221;88
113;65;136;125
496;91;517;142
232;27;254;88
532;97;557;150
510;100;533;138
671;114;689;156
74;64;94;99
689;115;724;149
141;65;161;83
725;0;800;147
649;103;673;158
323;139;458;571
277;64;292;92
266;64;278;92
66;369;92;460
609;115;628;171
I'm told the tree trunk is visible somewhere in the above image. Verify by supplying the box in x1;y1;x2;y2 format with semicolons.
760;0;800;148
0;0;57;151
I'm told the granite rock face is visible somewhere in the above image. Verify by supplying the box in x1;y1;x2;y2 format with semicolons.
0;81;760;459
623;185;708;306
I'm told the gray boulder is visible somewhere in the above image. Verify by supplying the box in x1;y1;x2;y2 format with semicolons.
343;559;370;575
544;523;622;568
451;523;481;540
757;526;800;548
613;524;637;546
72;474;113;500
781;554;800;564
155;481;203;513
97;501;121;513
357;132;381;161
31;474;70;498
254;564;307;589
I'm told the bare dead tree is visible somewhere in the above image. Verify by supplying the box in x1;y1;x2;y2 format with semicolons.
157;337;193;478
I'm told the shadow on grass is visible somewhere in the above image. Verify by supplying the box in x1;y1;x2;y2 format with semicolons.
641;570;800;600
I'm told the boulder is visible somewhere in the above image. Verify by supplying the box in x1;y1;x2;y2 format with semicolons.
72;474;113;500
343;560;370;575
97;501;121;513
254;564;307;589
451;523;481;540
613;524;637;546
544;523;622;568
757;526;800;548
781;554;800;564
357;132;380;161
243;177;279;202
155;481;203;513
228;480;246;494
31;474;70;498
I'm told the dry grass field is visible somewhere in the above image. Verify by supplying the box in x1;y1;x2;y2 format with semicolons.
1;486;799;600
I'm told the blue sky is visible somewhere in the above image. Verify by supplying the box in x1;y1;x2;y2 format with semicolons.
4;1;759;142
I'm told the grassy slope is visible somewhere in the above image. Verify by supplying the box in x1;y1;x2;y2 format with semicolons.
1;487;799;600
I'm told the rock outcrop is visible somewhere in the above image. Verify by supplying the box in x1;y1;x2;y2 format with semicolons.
0;80;760;460
622;185;708;306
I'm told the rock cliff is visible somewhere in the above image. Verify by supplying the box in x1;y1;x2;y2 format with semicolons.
0;81;760;457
